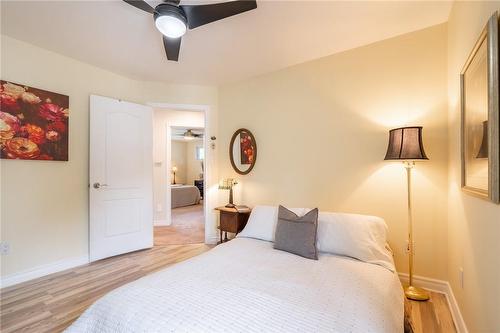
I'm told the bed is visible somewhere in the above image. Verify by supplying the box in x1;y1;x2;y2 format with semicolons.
171;184;201;208
66;206;404;333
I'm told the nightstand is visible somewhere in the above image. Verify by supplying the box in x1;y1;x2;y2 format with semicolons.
194;180;203;199
215;206;251;243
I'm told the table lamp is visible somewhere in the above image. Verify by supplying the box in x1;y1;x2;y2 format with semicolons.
219;178;238;208
172;166;178;185
384;126;429;301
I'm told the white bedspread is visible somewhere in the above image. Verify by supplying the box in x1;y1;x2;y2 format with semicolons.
66;238;403;333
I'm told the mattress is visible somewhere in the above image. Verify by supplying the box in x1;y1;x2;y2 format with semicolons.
171;185;200;208
66;238;404;333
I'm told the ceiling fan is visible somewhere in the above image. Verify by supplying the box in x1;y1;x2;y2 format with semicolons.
123;0;257;61
183;129;203;140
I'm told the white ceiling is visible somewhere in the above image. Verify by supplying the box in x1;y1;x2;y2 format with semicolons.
1;0;452;85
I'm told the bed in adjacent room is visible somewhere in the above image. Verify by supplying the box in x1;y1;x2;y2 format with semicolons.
171;184;201;208
66;206;404;333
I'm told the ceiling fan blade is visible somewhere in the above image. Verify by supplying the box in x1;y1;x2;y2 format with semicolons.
123;0;155;14
163;36;182;61
181;0;257;29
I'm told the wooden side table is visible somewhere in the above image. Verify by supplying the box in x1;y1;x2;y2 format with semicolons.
215;206;251;243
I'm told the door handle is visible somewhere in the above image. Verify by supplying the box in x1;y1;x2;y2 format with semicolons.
93;183;109;189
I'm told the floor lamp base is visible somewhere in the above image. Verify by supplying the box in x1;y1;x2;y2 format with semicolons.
404;285;430;301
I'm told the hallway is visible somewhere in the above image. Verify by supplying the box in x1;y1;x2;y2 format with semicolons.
154;203;204;245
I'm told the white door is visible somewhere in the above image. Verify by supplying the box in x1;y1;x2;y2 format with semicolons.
89;95;153;262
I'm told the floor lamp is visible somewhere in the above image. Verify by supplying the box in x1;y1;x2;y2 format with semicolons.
384;126;430;301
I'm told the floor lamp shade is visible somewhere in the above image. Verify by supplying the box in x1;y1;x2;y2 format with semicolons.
476;120;488;159
384;126;428;161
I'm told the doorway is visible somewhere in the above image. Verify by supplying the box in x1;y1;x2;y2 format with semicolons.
90;98;214;262
152;108;207;246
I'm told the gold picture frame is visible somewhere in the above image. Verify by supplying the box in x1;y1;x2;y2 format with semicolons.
461;12;500;203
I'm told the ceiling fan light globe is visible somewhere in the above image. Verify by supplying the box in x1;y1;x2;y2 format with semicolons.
155;15;186;38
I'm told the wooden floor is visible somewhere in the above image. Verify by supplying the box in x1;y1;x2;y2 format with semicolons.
0;244;210;333
154;203;204;245
405;292;457;333
1;242;456;333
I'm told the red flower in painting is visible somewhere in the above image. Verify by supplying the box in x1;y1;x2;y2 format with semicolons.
45;130;60;142
21;124;45;145
0;119;15;147
47;120;67;134
0;93;20;114
0;111;21;132
2;82;26;99
3;137;40;159
21;92;41;105
38;103;65;121
239;134;254;164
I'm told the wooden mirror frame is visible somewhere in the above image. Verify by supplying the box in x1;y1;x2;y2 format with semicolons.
229;128;257;175
460;12;500;203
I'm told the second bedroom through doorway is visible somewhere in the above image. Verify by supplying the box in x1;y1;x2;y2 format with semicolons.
153;109;206;246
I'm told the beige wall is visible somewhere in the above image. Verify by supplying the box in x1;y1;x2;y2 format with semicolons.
218;24;449;280
0;36;218;278
172;141;188;185
447;2;500;332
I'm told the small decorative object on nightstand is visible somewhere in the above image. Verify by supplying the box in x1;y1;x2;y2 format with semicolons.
218;178;238;208
172;166;178;185
215;205;251;243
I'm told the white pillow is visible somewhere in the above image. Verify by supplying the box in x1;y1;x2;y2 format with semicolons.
317;212;395;272
237;205;310;242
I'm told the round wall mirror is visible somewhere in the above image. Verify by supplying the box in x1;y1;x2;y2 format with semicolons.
229;128;257;175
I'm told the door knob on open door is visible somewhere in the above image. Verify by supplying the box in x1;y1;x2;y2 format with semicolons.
93;183;109;189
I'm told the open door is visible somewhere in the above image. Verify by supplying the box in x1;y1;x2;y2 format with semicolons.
89;95;153;262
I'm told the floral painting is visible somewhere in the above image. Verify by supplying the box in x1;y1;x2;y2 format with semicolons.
240;131;254;165
0;80;69;161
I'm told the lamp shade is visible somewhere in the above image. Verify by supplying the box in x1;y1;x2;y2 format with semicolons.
384;126;428;161
218;178;238;190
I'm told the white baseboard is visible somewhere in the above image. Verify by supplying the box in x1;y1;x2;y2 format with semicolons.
1;255;89;289
1;233;214;288
205;235;218;245
399;273;468;333
154;219;171;226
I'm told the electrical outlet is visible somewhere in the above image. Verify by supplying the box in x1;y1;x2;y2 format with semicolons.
404;241;415;254
0;242;10;255
459;267;464;289
156;204;162;212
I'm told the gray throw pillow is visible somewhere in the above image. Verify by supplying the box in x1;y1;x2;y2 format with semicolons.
273;205;319;260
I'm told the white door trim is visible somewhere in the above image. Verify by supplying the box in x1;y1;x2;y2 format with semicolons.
147;102;217;244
